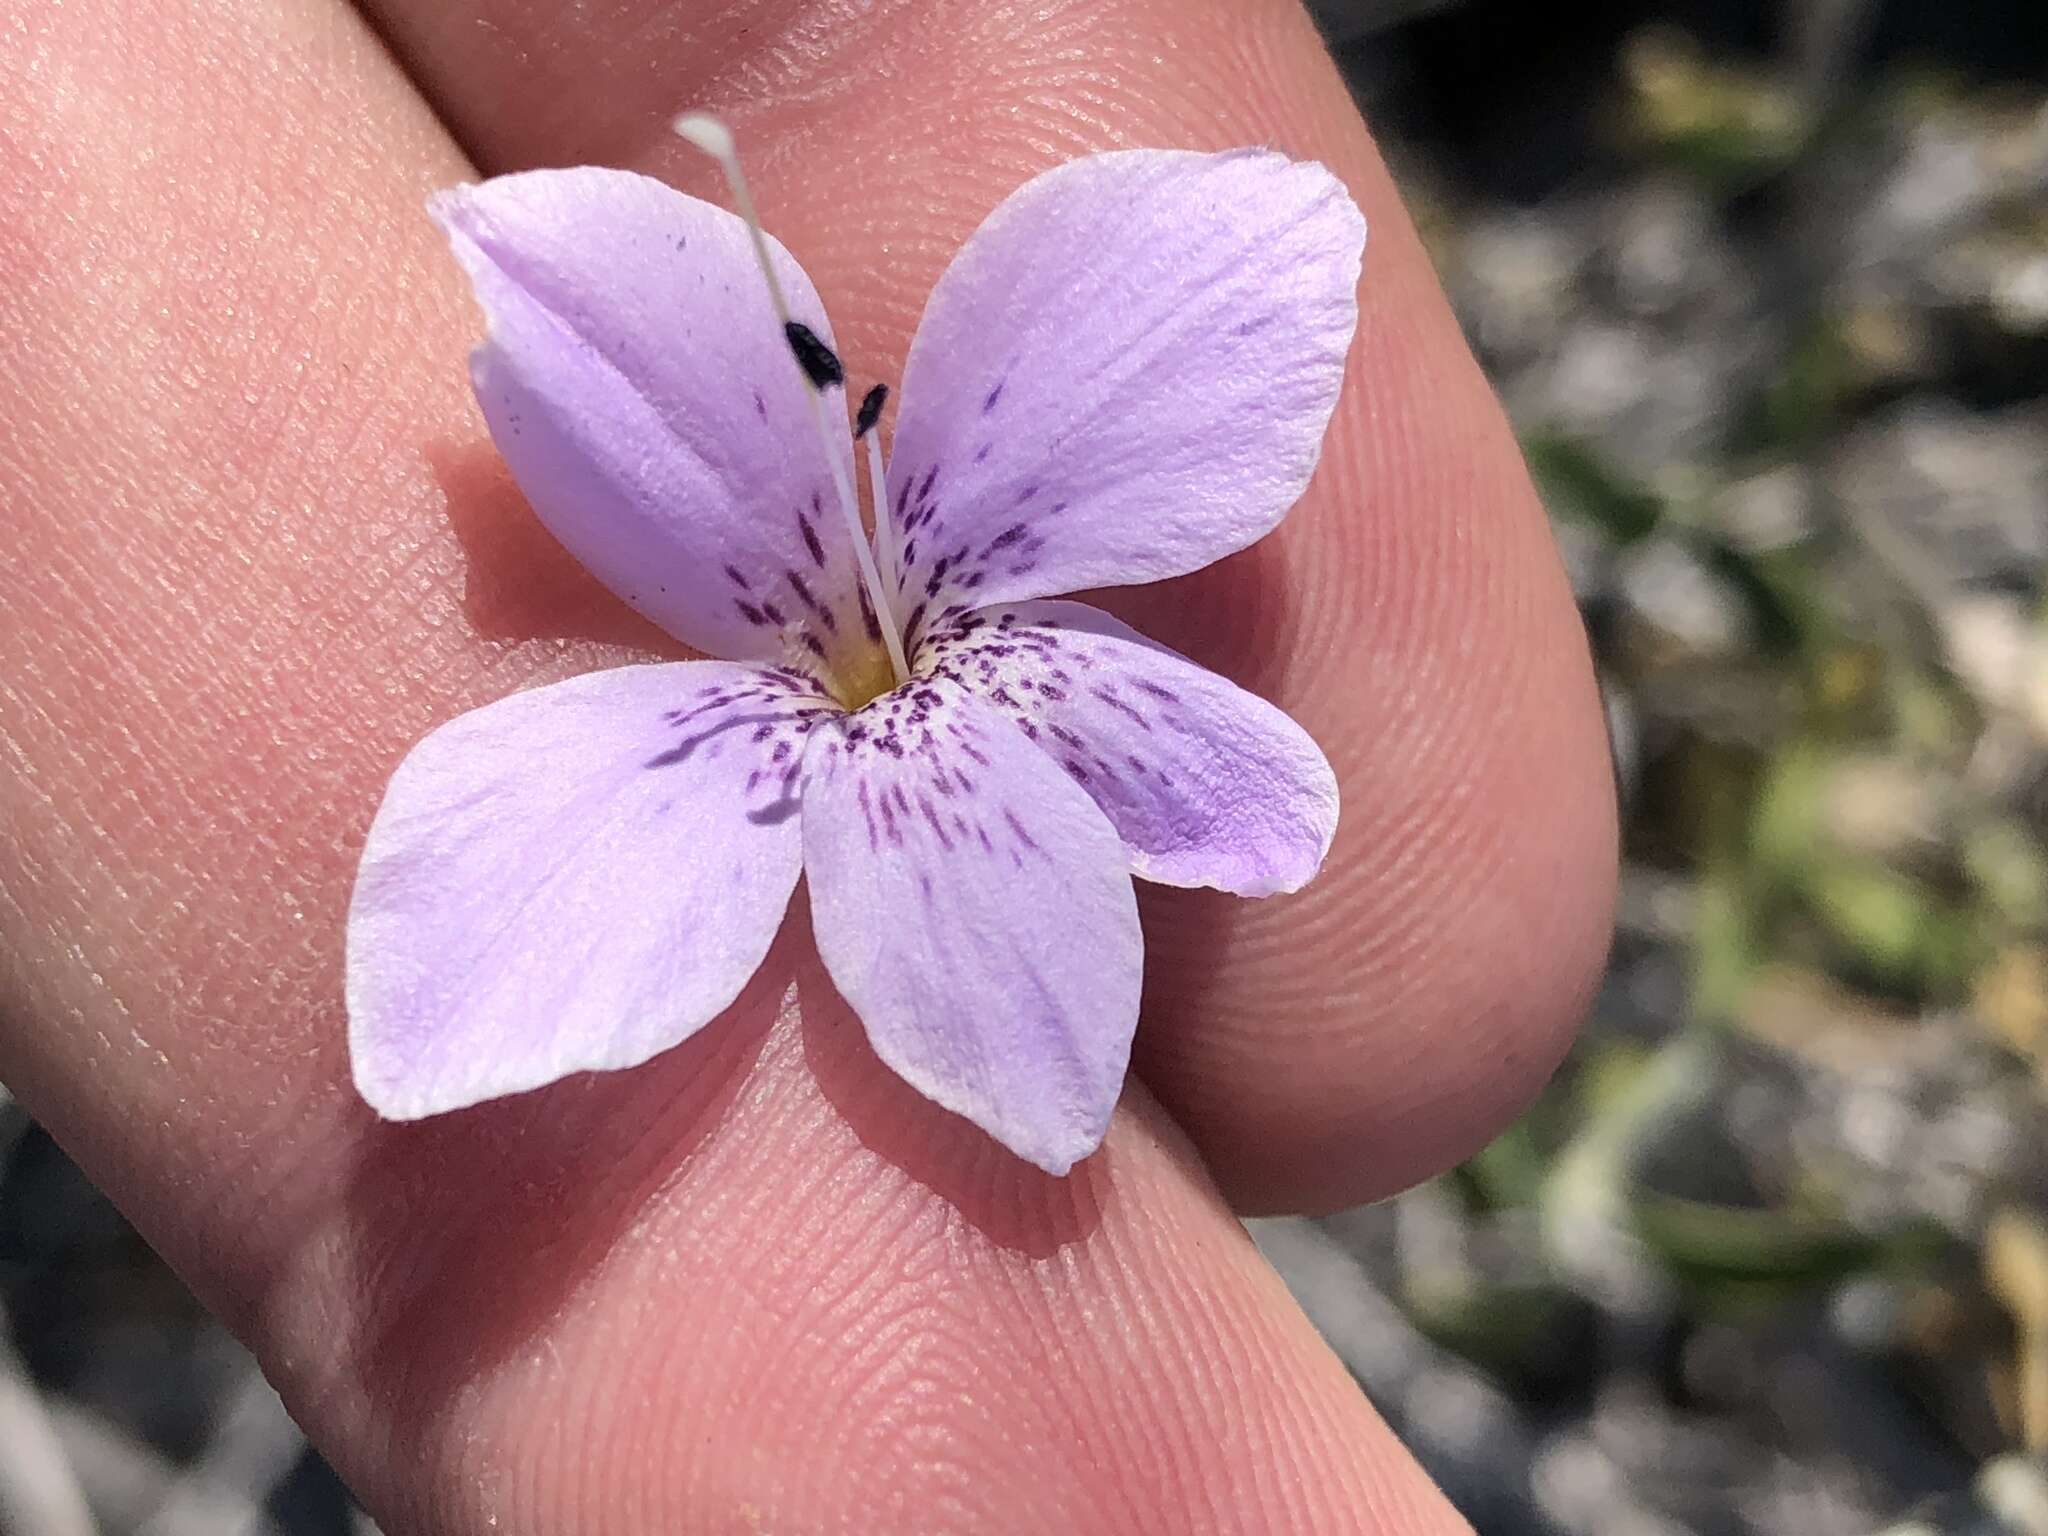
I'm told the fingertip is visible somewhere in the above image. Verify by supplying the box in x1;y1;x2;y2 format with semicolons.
1127;359;1618;1211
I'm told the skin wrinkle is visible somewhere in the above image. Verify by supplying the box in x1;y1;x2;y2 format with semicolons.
590;1008;1102;1527
1071;1223;1226;1524
823;1282;1044;1520
450;966;1101;1528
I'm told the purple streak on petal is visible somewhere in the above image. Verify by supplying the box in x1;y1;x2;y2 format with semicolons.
920;601;1338;896
784;569;838;634
886;150;1365;611
800;686;1140;1174
799;512;827;569
347;661;824;1119
431;169;860;667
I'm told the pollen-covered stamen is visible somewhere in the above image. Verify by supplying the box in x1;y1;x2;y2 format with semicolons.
674;111;910;688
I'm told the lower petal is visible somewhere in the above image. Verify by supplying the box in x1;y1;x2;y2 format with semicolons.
348;661;834;1118
922;602;1339;896
799;687;1141;1174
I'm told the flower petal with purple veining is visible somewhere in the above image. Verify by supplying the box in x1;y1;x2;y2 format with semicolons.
884;150;1365;627
799;684;1141;1174
348;661;835;1118
921;602;1338;896
434;168;868;672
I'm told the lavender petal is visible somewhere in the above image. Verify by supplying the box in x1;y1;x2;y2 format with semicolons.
886;150;1366;613
922;601;1339;896
347;661;826;1117
433;169;866;668
799;685;1141;1174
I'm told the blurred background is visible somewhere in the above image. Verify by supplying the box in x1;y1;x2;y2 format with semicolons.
5;1;2048;1532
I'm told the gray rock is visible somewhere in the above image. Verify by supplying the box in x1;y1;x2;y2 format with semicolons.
1833;400;2048;610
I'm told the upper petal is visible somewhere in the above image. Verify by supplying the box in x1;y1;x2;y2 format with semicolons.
922;602;1339;895
435;169;868;669
885;149;1366;624
348;661;834;1118
800;685;1142;1174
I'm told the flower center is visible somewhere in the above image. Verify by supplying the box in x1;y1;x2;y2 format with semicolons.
829;641;904;713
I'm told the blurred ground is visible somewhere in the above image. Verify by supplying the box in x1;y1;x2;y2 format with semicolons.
6;3;2048;1533
1265;3;2048;1533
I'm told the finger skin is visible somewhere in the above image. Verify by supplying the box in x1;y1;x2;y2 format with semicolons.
361;0;1620;1212
0;0;1471;1531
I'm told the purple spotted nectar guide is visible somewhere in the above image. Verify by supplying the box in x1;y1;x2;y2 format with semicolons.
345;116;1368;1174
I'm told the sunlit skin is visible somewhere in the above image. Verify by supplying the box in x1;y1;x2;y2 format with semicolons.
0;0;1617;1530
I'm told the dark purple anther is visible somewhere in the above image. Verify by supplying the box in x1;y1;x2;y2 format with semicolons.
784;321;844;389
855;382;889;437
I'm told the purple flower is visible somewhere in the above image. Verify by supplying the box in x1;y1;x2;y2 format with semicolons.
347;133;1366;1174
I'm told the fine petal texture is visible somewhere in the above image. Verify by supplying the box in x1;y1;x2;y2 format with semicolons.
922;602;1340;895
434;168;871;671
348;662;835;1118
884;149;1366;626
800;686;1142;1174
